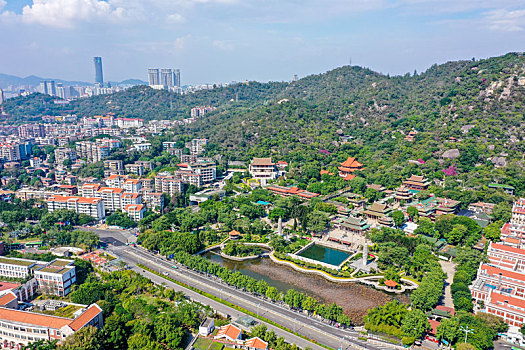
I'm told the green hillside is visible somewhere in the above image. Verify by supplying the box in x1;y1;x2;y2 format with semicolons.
3;52;525;195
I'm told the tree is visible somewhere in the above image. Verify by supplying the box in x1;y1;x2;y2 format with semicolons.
414;217;434;236
406;206;418;221
364;188;380;203
306;211;329;233
445;224;467;245
401;309;430;339
435;214;454;238
484;221;503;241
350;177;366;194
62;326;101;350
101;314;129;350
392;210;405;227
492;202;512;222
436;317;460;345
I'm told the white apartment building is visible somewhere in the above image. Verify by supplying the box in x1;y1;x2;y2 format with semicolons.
46;195;105;220
125;163;145;176
188;138;208;155
133;143;151;152
54;148;77;166
0;144;21;162
178;161;216;183
124;204;146;221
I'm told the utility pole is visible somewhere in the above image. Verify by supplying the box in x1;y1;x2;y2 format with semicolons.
460;326;473;344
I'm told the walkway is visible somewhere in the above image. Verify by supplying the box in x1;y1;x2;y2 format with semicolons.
439;259;455;308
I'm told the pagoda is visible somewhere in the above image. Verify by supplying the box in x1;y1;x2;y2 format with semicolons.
338;157;363;181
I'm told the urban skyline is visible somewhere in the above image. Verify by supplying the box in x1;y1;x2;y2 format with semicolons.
0;1;524;85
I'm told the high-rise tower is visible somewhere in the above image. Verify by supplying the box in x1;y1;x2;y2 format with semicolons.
148;69;160;86
93;57;104;85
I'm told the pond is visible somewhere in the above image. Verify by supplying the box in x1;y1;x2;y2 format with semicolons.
203;251;409;324
296;243;351;266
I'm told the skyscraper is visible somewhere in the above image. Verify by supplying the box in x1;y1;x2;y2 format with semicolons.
174;69;181;87
148;69;160;86
160;69;174;87
0;88;4;105
93;57;104;85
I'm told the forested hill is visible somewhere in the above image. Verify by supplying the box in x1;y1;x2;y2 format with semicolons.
3;53;525;194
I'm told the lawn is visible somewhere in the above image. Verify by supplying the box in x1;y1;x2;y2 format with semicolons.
192;338;224;350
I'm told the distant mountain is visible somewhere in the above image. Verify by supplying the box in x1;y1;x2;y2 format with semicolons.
0;73;147;89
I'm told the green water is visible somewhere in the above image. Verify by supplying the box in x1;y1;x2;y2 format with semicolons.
297;244;351;266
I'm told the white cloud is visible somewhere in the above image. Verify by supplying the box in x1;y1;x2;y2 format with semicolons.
0;0;6;12
173;37;187;50
20;0;129;28
485;9;525;32
213;39;235;50
167;13;185;23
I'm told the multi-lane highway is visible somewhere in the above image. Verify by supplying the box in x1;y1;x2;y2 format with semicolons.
100;231;399;350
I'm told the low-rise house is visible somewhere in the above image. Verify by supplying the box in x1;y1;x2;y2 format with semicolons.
214;324;242;342
199;318;214;336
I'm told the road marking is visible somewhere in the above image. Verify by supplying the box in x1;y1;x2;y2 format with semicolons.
121;247;374;350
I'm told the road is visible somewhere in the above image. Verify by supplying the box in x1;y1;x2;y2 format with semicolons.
99;231;397;350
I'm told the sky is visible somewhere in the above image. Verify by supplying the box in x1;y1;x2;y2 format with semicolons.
0;0;524;85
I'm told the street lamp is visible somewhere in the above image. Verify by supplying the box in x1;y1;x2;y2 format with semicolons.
460;326;473;344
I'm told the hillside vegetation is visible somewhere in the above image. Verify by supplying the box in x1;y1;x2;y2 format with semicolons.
4;53;525;194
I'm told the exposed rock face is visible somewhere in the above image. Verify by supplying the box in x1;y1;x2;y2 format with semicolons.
442;149;460;159
461;124;476;133
492;157;507;168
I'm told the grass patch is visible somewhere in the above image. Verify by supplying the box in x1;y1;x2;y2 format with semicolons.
209;342;224;350
138;264;331;350
193;338;213;350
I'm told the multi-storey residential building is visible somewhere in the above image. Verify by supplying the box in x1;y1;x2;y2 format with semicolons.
141;192;164;213
115;118;144;128
187;138;208;155
124;204;146;221
46;195;105;220
0;144;21;162
18;124;45;138
103;159;123;171
249;158;277;186
155;173;184;196
132;143;151;152
162;142;182;156
15;188;69;201
190;106;217;118
34;259;76;297
54;148;78;166
469;241;525;328
500;199;525;248
135;161;154;172
178;160;216;183
80;184;143;219
139;178;154;191
75;141;110;163
125;163;145;176
0;298;103;348
123;178;141;193
94;187;124;212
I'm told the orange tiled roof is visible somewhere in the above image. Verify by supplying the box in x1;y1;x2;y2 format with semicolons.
216;324;241;340
384;280;398;287
251;158;274;166
229;230;241;236
245;337;268;350
48;195;102;204
0;307;71;329
340;157;363;168
0;292;17;306
125;204;144;212
68;304;102;331
490;242;525;255
341;173;356;181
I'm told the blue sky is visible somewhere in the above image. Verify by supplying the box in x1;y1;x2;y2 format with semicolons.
0;0;524;85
